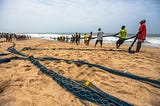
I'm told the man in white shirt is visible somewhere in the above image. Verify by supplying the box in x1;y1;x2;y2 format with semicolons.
95;28;104;47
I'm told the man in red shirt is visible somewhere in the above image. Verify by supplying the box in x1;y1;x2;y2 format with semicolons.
136;19;147;52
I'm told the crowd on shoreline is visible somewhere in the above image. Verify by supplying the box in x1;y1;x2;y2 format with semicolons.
57;32;93;46
0;32;31;42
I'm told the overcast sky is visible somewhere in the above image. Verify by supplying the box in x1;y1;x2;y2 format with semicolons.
0;0;160;34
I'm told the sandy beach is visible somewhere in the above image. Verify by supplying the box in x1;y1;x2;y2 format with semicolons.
0;38;160;106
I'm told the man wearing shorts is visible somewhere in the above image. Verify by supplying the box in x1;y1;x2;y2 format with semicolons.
95;28;104;47
115;26;127;49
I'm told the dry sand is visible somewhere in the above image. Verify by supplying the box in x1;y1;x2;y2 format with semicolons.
0;38;160;106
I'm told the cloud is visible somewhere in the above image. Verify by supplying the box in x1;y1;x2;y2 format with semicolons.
0;0;160;34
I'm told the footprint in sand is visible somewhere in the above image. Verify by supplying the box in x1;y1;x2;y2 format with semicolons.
24;65;32;67
24;65;32;71
13;63;19;67
76;72;85;78
100;82;118;89
55;54;59;56
25;68;32;71
0;80;10;93
117;90;133;95
57;70;65;75
101;75;109;80
29;78;37;83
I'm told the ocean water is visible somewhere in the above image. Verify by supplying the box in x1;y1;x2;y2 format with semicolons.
27;33;160;48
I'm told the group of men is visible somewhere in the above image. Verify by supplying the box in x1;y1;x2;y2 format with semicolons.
56;19;146;52
95;19;147;52
0;32;31;42
71;33;81;45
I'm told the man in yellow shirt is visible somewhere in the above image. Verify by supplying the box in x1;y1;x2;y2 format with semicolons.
84;33;89;45
115;26;127;48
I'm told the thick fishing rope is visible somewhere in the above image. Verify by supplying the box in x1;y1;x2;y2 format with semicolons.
128;35;138;53
0;53;11;56
2;43;160;88
20;46;160;87
0;43;134;106
50;34;136;40
90;34;136;40
36;57;160;88
21;47;127;53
